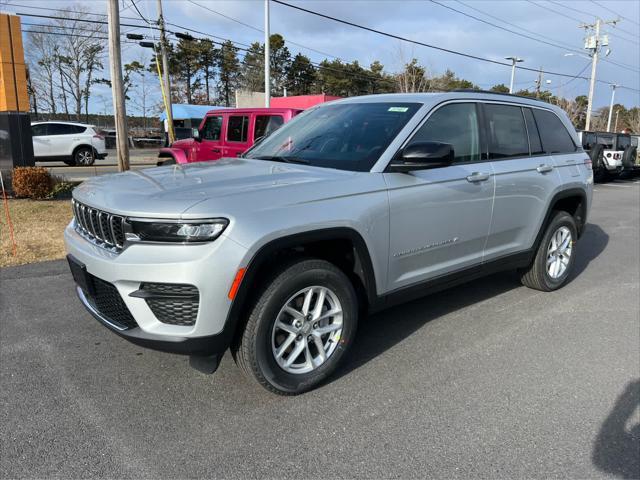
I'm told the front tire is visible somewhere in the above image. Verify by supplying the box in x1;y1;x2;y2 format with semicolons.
75;146;95;166
233;258;358;395
520;211;578;291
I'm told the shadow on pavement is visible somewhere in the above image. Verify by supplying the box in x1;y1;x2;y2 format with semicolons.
331;222;609;383
571;223;609;279
592;380;640;479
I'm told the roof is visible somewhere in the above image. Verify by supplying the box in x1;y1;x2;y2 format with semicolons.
31;121;93;127
204;107;302;114
160;104;229;121
327;91;557;107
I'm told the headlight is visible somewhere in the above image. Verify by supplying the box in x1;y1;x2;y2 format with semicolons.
126;218;229;243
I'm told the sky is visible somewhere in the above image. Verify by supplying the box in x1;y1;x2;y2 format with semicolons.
4;0;639;115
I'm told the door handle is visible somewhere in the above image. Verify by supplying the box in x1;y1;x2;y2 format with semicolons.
211;148;221;153
466;172;490;183
536;164;554;173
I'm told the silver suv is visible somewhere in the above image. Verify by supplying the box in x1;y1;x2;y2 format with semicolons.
65;92;593;394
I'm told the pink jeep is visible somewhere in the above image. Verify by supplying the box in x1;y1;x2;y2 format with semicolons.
158;108;301;164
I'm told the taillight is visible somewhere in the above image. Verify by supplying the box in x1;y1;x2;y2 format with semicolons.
93;134;104;140
584;158;592;169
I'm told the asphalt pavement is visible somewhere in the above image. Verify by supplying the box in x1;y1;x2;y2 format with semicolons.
1;178;639;479
37;149;158;182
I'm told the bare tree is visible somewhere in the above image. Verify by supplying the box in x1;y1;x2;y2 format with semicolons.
25;7;106;120
25;28;58;114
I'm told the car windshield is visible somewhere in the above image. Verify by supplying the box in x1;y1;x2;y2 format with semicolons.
244;102;421;171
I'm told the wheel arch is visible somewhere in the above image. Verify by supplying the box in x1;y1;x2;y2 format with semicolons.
535;188;588;250
72;143;96;158
224;227;378;346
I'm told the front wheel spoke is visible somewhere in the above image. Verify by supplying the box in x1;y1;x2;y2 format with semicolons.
312;335;326;364
304;343;313;367
315;308;342;323
301;288;314;315
275;320;298;335
275;333;296;358
283;306;304;321
315;323;342;335
312;288;326;319
284;340;306;368
547;255;555;265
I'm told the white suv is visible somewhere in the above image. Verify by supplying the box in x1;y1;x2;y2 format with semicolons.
31;121;107;166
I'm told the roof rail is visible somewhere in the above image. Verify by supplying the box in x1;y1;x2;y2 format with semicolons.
450;89;544;102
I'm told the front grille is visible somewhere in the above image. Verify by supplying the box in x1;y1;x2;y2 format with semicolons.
72;199;125;250
140;283;199;327
86;276;138;330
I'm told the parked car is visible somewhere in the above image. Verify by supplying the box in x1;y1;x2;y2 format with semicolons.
158;107;301;165
577;130;636;181
65;92;592;395
31;121;107;166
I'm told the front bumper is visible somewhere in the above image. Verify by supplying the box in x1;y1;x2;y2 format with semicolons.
75;286;232;355
64;221;248;355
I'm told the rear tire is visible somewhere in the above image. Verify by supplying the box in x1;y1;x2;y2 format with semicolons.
74;146;95;166
520;211;578;292
232;258;358;395
63;159;76;166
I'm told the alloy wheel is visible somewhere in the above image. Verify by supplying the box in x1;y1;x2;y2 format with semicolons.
271;286;343;375
547;226;572;279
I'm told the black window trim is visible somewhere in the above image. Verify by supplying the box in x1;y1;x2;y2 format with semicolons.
226;114;250;143
201;114;224;142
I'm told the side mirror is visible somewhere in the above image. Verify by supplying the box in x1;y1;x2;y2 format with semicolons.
192;128;201;142
388;141;454;173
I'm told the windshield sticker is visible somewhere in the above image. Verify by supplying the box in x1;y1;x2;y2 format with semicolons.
388;106;409;112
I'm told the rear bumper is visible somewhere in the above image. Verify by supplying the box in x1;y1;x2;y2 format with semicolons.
76;286;231;356
96;152;108;159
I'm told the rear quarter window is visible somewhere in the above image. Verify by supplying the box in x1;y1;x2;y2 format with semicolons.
532;109;577;154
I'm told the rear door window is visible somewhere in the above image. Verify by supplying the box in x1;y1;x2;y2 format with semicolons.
410;102;481;163
523;108;543;155
227;115;249;142
201;115;223;141
31;124;47;136
533;109;577;154
47;123;74;135
617;135;630;150
254;115;284;139
484;104;529;159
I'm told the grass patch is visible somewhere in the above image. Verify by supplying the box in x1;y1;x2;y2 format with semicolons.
1;199;73;268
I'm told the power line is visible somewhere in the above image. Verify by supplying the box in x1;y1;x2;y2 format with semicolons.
589;0;640;29
527;0;639;46
185;0;340;61
272;0;640;92
430;0;586;55
455;0;581;53
2;2;142;22
438;0;639;74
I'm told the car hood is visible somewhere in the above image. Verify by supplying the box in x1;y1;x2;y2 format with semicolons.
72;157;366;218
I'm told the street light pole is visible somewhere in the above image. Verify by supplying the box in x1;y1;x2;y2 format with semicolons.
157;0;175;144
106;0;129;171
505;56;523;94
606;84;618;132
264;0;270;107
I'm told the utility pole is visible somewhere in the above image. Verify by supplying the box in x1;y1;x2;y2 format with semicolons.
606;84;618;132
264;0;270;107
107;0;129;171
157;0;175;144
581;18;616;131
505;56;523;94
534;67;543;98
614;109;619;132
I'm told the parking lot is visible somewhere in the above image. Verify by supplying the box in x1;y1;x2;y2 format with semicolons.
37;149;158;182
1;178;638;478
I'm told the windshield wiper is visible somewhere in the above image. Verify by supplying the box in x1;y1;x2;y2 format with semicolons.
251;155;309;165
